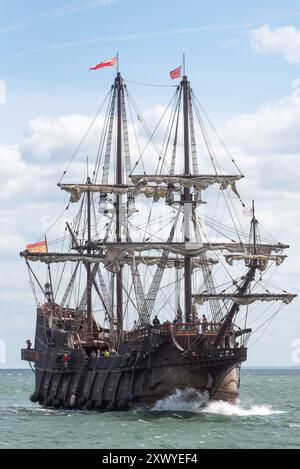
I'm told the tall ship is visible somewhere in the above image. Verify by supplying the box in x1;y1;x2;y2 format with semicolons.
20;60;296;410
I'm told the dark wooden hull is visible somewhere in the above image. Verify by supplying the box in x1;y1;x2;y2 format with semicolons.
27;312;246;410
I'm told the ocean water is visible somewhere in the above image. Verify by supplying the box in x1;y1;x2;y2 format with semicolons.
0;368;299;449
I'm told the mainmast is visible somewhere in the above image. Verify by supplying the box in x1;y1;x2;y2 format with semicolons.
251;200;257;255
86;176;93;335
115;72;123;345
182;74;192;323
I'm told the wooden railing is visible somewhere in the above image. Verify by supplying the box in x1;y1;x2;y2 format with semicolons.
75;322;226;344
168;322;222;335
123;322;223;341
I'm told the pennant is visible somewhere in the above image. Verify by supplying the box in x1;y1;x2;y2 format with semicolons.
89;56;117;71
170;66;181;80
26;241;47;254
243;206;254;217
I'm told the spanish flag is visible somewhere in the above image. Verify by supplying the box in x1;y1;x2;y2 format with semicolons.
89;56;117;71
26;241;48;254
170;65;181;80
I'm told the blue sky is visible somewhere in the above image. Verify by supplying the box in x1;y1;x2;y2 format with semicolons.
1;0;300;367
1;0;300;140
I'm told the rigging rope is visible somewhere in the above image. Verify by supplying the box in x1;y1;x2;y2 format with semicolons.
124;79;177;88
58;90;111;184
170;90;181;175
93;87;114;183
121;84;132;179
157;88;181;175
248;303;286;348
126;88;177;175
102;87;117;184
188;89;199;175
192;92;243;177
139;211;180;323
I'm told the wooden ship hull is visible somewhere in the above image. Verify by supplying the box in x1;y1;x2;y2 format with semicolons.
22;310;246;410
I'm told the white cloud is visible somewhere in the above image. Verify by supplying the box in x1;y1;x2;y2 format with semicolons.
250;24;300;63
22;114;103;162
224;81;300;156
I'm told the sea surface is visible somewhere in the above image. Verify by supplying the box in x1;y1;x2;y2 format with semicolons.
0;368;299;449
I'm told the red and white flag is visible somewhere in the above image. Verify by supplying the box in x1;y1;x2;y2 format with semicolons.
89;56;117;71
170;65;181;80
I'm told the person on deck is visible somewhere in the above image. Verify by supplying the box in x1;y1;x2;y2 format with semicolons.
132;320;138;330
26;339;32;350
63;353;69;369
201;314;208;333
152;315;160;328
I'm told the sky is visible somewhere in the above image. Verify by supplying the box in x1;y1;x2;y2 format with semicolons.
1;0;300;367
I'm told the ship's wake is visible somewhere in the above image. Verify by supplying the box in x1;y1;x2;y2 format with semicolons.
152;388;284;416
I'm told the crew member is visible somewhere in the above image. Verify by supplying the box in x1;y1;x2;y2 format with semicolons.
201;314;208;333
152;315;160;328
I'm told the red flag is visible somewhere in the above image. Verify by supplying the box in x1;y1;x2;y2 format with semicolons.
170;65;181;80
89;56;117;71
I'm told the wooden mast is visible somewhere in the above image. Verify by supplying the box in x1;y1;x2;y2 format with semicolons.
213;267;256;347
115;71;123;346
251;200;257;254
182;72;192;323
86;176;93;335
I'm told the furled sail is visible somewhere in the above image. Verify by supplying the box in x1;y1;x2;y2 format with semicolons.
58;174;243;203
58;182;172;203
193;292;296;305
129;174;243;191
89;241;289;256
20;250;218;271
224;254;287;269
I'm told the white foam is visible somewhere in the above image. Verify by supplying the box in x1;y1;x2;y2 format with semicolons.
152;388;284;416
153;388;209;412
203;400;284;417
